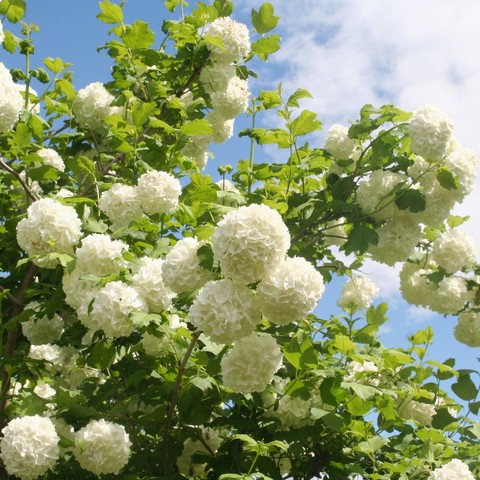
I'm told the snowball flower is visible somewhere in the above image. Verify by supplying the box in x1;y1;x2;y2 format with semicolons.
75;233;128;276
181;134;211;170
28;344;79;373
16;198;82;268
80;281;147;338
258;256;325;325
137;170;182;215
431;230;477;273
344;360;380;386
270;395;312;429
72;81;118;130
22;303;63;345
444;140;478;199
356;170;408;220
33;381;56;400
207;110;234;143
0;61;24;131
399;262;437;308
0;415;60;480
162;237;213;293
209;76;249;119
200;62;236;94
132;257;175;312
206;17;251;63
62;269;100;310
36;148;65;172
337;275;379;312
99;183;143;228
427;276;469;314
73;419;132;476
189;279;260;344
428;459;474;480
211;203;290;284
397;398;435;426
408;105;454;160
324;124;356;160
221;333;282;393
454;311;480;347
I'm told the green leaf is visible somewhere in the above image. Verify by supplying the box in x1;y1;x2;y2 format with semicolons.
366;303;388;326
87;341;116;369
132;101;156;129
395;188;426;213
251;3;280;34
259;90;282;109
2;30;20;53
343;223;378;255
357;436;389;454
0;0;26;23
287;88;313;108
290;110;322;137
431;408;457;429
436;166;460;190
213;0;233;17
251;35;281;61
452;373;478;401
97;0;124;24
332;335;355;354
122;20;155;50
43;57;70;74
181;119;213;135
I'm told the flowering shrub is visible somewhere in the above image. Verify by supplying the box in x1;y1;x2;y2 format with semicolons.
0;2;479;479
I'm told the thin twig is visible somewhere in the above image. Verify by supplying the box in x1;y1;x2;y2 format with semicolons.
161;330;201;474
0;157;39;202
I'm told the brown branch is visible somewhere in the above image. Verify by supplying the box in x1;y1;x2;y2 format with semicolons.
161;330;201;475
0;157;40;202
0;286;22;308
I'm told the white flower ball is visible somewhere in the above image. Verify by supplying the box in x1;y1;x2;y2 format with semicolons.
36;148;65;172
81;281;147;338
454;311;480;347
272;395;312;429
72;81;117;130
16;198;82;268
0;415;60;480
221;333;282;393
417;181;458;227
337;275;379;312
397;398;435;426
162;237;213;293
257;256;325;325
344;360;380;386
0;22;4;43
189;279;260;344
99;183;143;228
28;344;79;373
210;76;249;119
73;419;132;476
132;257;175;312
207;110;234;144
428;459;474;480
444;140;478;199
33;381;56;400
399;262;437;308
200;62;236;94
181;134;211;170
75;233;128;276
431;230;477;274
211;204;290;285
0;62;24;131
22;303;63;345
356;170;407;220
206;17;251;63
368;214;422;266
324;124;356;160
137;170;182;215
408;105;454;161
62;268;100;310
427;276;469;314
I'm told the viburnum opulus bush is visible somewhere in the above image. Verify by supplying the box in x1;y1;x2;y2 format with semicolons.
0;1;479;479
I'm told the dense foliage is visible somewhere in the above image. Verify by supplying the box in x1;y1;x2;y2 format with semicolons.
0;1;479;479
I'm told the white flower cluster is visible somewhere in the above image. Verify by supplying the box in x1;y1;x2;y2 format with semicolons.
78;281;146;338
132;257;175;313
28;344;79;373
397;398;436;426
257;256;325;325
356;170;407;221
16;198;82;268
162;237;213;293
454;311;480;347
75;233;128;277
189;279;260;344
36;148;65;172
72;82;122;130
177;428;223;476
337;275;379;313
344;360;380;387
136;170;182;215
409;104;454;161
221;333;282;393
428;459;474;480
205;17;251;63
22;302;63;345
73;419;132;476
324;124;356;160
99;183;143;228
0;61;24;132
431;230;477;274
0;415;60;480
211;203;290;284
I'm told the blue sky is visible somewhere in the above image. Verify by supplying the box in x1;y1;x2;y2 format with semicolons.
3;1;480;372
